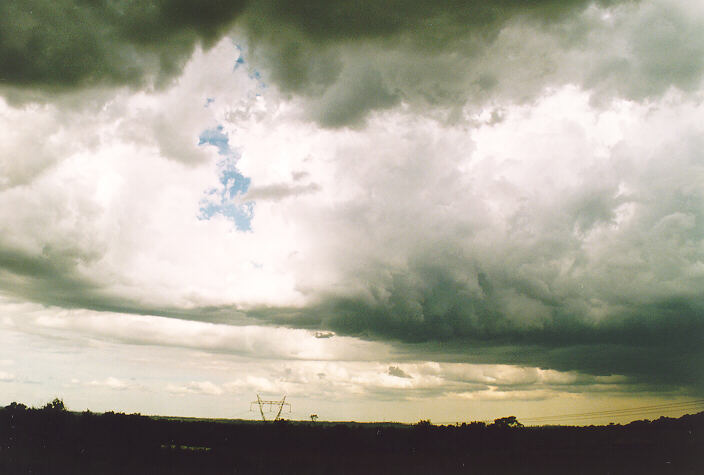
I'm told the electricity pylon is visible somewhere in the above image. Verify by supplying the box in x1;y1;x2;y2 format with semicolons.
250;394;291;421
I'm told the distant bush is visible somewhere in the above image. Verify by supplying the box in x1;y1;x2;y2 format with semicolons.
413;419;433;429
42;397;66;412
492;416;523;428
466;421;486;429
6;401;27;412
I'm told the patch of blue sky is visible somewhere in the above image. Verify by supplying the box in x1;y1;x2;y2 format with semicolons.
198;125;230;156
197;126;254;231
233;43;245;71
231;44;266;88
249;69;267;89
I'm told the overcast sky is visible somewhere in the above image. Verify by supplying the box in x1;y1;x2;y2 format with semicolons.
0;0;703;424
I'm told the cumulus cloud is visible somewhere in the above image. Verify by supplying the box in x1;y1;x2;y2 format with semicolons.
0;40;303;315
236;87;704;393
2;75;701;394
215;360;638;406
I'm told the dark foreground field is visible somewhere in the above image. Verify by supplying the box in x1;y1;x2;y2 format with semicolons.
1;402;702;474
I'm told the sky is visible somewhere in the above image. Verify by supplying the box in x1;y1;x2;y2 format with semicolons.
0;0;703;425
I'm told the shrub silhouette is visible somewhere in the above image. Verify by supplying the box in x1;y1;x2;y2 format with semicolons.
492;415;523;428
42;397;66;412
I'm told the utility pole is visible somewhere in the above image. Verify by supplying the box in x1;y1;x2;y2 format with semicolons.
250;394;291;421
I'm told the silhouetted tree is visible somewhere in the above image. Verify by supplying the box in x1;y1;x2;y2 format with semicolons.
493;416;523;428
414;419;433;429
42;397;66;412
6;401;27;412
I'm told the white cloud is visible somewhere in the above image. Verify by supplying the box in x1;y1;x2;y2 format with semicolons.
87;377;135;391
453;388;563;402
167;381;224;396
0;371;15;382
9;301;389;362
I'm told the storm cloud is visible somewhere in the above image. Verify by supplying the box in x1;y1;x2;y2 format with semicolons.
240;91;704;393
0;0;702;419
248;0;704;126
6;1;704;126
0;0;246;93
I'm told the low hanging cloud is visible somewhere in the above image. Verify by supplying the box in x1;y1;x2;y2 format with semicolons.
0;0;247;95
0;0;605;91
242;0;704;126
5;1;704;128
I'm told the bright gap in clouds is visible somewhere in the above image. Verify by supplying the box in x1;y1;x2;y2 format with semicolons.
197;125;254;231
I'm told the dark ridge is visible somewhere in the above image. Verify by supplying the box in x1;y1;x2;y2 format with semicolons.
1;400;702;474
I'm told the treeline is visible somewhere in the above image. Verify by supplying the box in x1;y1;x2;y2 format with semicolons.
0;400;702;474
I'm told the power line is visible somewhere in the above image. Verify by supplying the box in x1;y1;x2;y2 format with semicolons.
530;399;704;416
431;399;704;426
519;399;704;423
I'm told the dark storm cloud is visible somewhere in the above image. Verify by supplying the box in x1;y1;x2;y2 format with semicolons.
0;0;247;93
388;366;412;379
241;0;616;68
241;0;626;126
243;0;704;126
6;1;702;126
0;243;106;308
248;283;704;394
3;0;665;115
